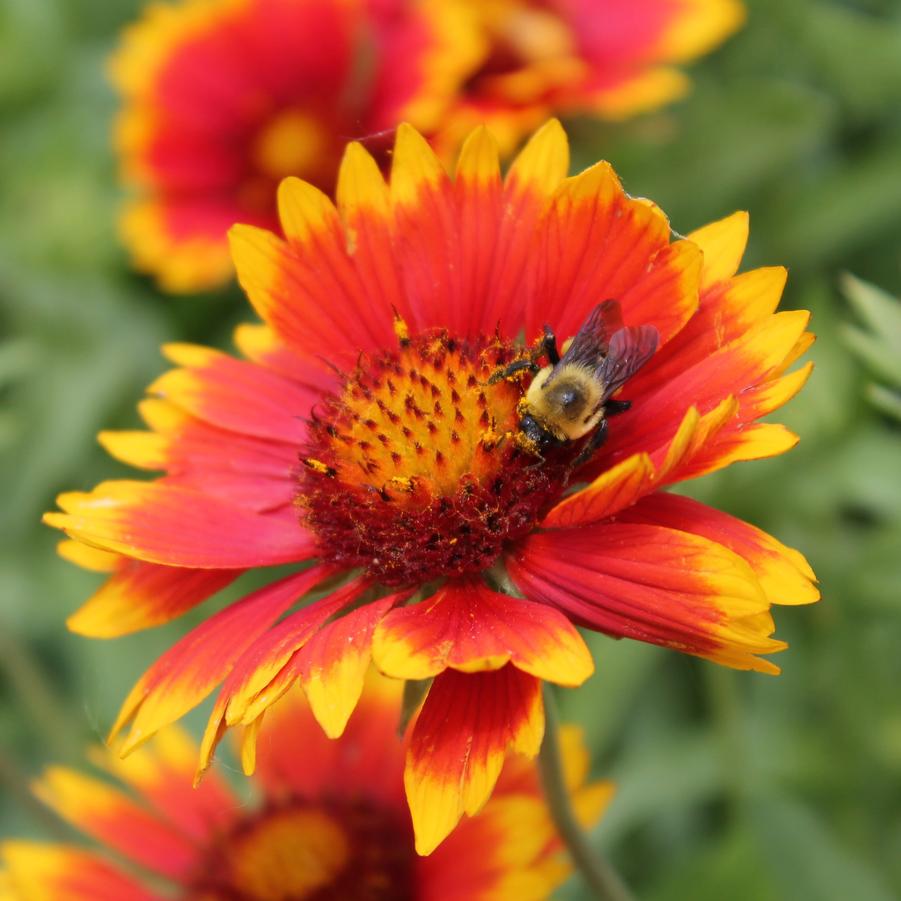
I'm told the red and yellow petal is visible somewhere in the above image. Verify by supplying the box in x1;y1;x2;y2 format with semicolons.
56;539;120;573
688;210;749;291
450;126;504;337
530;161;699;345
710;266;789;334
232;321;336;390
96;726;236;843
619;493;819;608
543;400;736;527
421;761;612;901
419;793;566;900
627;264;789;400
372;579;593;686
66;559;236;638
236;593;404;752
543;452;656;529
405;665;544;855
583;66;689;120
334;141;408;326
389;125;464;334
230;219;389;371
1;843;161;901
600;308;810;476
44;481;313;569
380;0;487;131
508;522;786;673
658;0;746;63
596;209;813;486
253;672;407;811
293;595;402;739
618;211;807;443
150;344;319;444
677;422;801;482
480;119;570;333
111;566;332;755
197;576;371;775
32;769;198;880
118;196;239;295
101;396;300;515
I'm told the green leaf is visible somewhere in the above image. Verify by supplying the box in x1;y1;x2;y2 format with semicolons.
793;3;901;118
750;797;897;901
840;273;901;418
867;384;901;422
646;826;779;901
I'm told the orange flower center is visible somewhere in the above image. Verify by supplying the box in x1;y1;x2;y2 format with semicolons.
239;108;341;216
252;109;331;183
187;801;414;900
297;327;575;585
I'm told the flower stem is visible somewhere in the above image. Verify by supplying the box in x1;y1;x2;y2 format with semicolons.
538;684;636;901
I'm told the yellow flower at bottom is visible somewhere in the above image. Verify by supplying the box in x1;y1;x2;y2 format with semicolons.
1;674;612;899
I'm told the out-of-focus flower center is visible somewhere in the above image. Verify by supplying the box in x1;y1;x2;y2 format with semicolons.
252;109;331;183
503;6;573;63
187;801;414;900
466;0;579;98
297;329;574;585
239;108;339;217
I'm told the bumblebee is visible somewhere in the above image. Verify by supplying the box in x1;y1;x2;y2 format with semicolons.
490;300;658;468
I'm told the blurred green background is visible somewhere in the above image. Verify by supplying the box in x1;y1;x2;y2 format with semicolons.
1;0;900;898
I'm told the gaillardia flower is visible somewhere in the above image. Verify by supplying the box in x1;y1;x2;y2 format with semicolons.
110;0;480;292
440;0;745;154
1;675;612;896
46;121;818;853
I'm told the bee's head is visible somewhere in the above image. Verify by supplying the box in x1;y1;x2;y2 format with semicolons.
518;413;560;450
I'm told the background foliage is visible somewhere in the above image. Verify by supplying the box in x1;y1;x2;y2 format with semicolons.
1;0;900;897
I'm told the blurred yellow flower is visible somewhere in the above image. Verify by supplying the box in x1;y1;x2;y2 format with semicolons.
1;674;612;896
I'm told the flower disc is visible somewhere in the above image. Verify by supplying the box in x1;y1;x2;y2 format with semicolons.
299;328;574;584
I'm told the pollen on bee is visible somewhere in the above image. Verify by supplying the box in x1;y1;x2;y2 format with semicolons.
478;427;503;450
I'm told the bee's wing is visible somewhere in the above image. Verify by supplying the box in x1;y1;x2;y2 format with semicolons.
559;300;624;366
599;325;659;399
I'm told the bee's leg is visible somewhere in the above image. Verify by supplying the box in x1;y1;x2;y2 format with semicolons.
541;325;561;365
524;451;547;470
486;359;540;385
570;418;608;471
605;399;631;416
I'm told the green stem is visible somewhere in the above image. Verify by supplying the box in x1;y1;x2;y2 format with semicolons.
538;685;636;901
703;666;745;819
